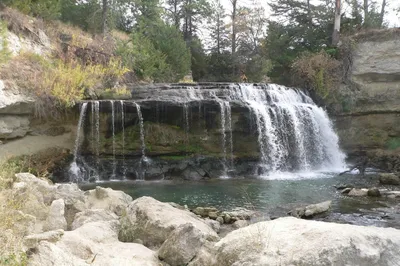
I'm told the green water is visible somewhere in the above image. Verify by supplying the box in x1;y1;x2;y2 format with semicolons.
80;173;393;224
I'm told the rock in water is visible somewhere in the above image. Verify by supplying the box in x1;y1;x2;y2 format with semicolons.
158;224;205;266
348;188;369;197
367;188;381;197
206;217;400;266
119;196;219;247
379;173;400;185
44;199;67;231
290;201;331;218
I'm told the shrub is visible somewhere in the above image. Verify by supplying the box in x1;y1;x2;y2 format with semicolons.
3;0;61;20
0;21;11;64
292;50;342;102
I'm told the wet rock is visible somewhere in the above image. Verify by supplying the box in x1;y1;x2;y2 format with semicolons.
223;207;255;220
208;211;218;220
379;173;400;185
223;214;232;224
348;188;369;197
367;188;381;197
341;188;352;194
158;224;205;266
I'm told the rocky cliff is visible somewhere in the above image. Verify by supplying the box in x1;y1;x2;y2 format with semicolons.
335;29;400;167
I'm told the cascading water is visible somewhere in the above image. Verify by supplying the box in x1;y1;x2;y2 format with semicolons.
225;101;234;168
120;100;126;178
217;100;228;174
69;102;88;182
183;102;190;146
110;100;116;179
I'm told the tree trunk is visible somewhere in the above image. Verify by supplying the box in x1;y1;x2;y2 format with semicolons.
363;0;369;26
332;0;341;46
231;0;237;55
174;0;179;29
102;0;108;35
379;0;386;27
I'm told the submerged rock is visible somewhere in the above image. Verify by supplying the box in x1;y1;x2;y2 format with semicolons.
379;173;400;185
367;188;381;197
119;196;219;247
205;217;400;266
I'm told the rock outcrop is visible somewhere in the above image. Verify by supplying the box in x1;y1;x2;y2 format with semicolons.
335;29;400;164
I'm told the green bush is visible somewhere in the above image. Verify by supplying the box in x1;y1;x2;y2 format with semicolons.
387;138;400;150
4;0;61;20
0;21;11;65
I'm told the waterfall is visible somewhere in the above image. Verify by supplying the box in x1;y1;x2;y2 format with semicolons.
120;100;126;178
135;102;146;157
69;83;345;182
228;84;345;175
183;102;189;146
225;101;234;168
218;100;228;174
111;100;116;179
69;102;88;182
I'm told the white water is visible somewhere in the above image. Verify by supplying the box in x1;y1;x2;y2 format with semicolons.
111;100;116;178
135;102;146;157
69;102;88;182
227;84;346;177
120;100;126;178
183;102;190;146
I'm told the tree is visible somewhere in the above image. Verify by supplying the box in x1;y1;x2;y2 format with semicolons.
332;0;341;46
208;0;230;54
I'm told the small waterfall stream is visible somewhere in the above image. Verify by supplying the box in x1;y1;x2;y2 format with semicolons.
120;100;126;178
69;102;88;181
110;100;116;179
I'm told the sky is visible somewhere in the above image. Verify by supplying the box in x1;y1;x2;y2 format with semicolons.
220;0;400;27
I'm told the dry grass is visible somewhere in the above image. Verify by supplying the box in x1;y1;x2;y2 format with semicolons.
349;28;400;43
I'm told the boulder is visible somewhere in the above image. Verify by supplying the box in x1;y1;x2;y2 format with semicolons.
0;80;34;115
207;217;400;266
71;209;118;230
290;201;331;218
119;196;219;247
158;224;205;266
44;199;67;231
54;183;86;229
348;188;369;197
0;115;30;139
223;207;256;220
379;173;400;185
84;186;132;216
367;188;381;197
232;220;248;229
204;218;221;233
14;173;55;205
29;241;87;266
216;216;224;225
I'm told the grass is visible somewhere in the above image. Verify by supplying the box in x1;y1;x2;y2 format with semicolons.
0;20;12;65
387;137;400;150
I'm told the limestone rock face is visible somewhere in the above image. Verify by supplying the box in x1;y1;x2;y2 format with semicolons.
158;224;205;266
119;196;219;247
0;115;30;139
206;217;400;266
335;32;400;155
0;80;34;115
44;199;67;231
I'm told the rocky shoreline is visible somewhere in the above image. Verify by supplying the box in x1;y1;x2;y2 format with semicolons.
1;172;400;265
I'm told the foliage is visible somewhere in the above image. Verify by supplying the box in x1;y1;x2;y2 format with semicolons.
387;137;400;150
3;0;61;20
0;21;11;65
292;50;341;102
116;32;172;82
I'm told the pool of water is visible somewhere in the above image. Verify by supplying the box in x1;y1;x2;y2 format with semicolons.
80;172;400;228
